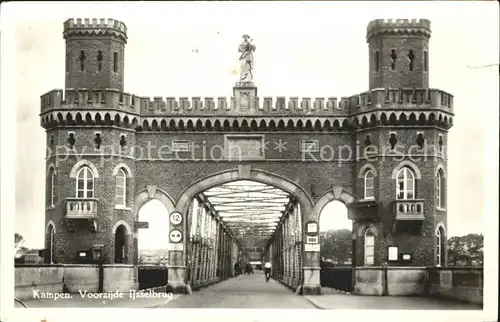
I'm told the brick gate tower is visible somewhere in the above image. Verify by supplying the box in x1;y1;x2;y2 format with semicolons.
40;18;454;294
43;18;137;265
348;19;452;268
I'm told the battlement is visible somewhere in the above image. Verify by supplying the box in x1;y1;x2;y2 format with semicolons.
63;18;127;43
367;18;431;42
40;87;454;117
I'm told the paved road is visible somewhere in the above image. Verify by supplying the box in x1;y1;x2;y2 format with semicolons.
15;272;482;310
160;272;316;308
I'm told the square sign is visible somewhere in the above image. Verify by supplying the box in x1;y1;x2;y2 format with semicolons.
388;246;398;261
306;222;318;234
306;236;319;244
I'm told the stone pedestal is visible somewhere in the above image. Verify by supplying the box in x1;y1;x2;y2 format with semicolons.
302;267;322;295
167;265;189;294
233;82;257;113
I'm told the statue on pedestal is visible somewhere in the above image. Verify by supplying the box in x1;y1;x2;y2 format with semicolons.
238;34;256;83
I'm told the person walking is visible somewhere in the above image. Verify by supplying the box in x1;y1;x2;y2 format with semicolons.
264;260;272;282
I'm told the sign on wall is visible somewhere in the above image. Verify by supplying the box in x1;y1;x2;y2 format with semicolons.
306;236;319;244
300;140;319;152
169;212;183;225
388;246;398;261
306;221;318;235
225;135;265;160
171;140;191;152
135;221;149;229
304;244;320;252
169;229;183;243
168;243;184;251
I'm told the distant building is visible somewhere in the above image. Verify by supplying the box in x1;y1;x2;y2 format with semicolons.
138;249;169;265
16;249;44;264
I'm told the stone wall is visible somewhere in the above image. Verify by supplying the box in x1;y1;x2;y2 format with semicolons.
102;264;138;292
349;266;483;304
15;264;138;300
427;267;483;305
15;265;64;300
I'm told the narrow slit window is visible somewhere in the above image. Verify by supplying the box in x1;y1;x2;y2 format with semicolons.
375;51;380;72
113;52;118;73
97;51;103;72
79;50;86;71
408;50;415;71
424;51;428;72
66;51;70;73
391;49;397;70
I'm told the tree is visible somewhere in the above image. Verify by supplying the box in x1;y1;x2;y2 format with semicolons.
320;229;352;265
447;233;483;266
14;233;29;259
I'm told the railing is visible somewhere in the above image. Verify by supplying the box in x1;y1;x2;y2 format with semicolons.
320;266;353;293
394;199;425;220
66;198;98;219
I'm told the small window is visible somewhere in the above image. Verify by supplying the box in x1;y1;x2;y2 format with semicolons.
48;168;56;206
364;229;375;266
437;170;445;209
115;169;126;206
375;51;380;72
424;51;428;72
364;170;375;199
113;52;118;73
435;226;445;267
48;225;55;264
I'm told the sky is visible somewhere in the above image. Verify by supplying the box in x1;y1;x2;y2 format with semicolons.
2;1;498;248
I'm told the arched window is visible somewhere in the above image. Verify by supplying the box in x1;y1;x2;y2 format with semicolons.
115;169;126;206
436;170;445;209
396;167;415;199
76;166;94;198
364;228;375;266
435;226;445;267
114;225;127;264
48;168;56;206
47;224;55;264
364;170;375;199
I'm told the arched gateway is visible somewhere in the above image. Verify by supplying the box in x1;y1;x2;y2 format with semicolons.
40;17;453;295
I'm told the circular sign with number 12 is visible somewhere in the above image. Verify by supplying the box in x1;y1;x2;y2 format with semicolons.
170;212;183;225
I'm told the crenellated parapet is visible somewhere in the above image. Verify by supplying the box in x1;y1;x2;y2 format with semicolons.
40;88;349;116
40;87;454;117
346;88;453;114
63;18;127;43
366;18;431;42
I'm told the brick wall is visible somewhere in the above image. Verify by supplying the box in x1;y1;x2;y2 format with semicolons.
65;38;125;91
352;126;448;266
368;35;429;90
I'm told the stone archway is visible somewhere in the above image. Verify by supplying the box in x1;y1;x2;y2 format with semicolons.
305;186;355;294
312;186;355;221
176;166;313;215
170;166;314;294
